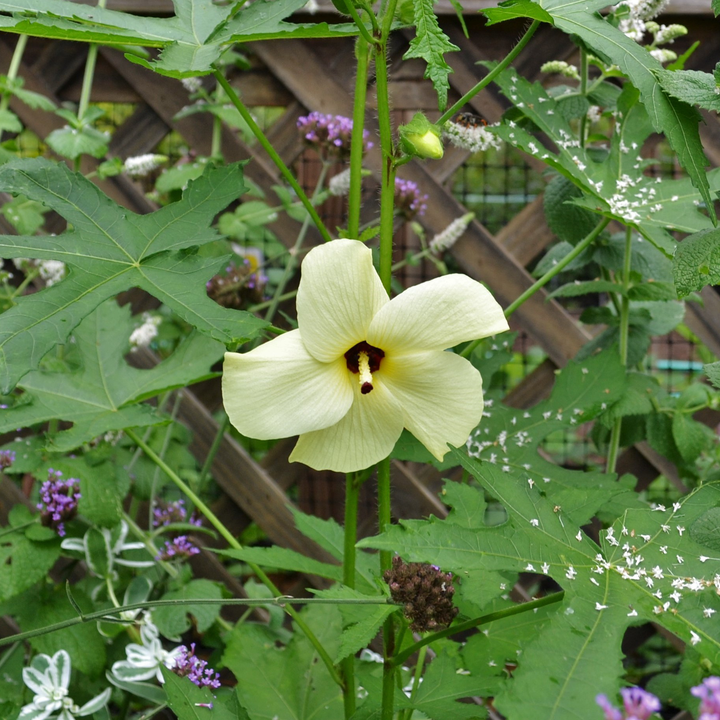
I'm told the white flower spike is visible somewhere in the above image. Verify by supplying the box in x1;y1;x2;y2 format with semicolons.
222;239;508;472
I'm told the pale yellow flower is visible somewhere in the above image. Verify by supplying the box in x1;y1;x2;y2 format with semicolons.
222;239;508;472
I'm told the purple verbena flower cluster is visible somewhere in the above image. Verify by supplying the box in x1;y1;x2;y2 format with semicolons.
596;687;661;720
172;643;221;689
394;178;428;220
37;469;81;537
152;499;202;528
296;112;372;161
692;676;720;720
156;535;200;561
0;449;15;470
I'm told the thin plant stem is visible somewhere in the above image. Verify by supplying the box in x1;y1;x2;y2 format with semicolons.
342;0;378;47
211;79;224;160
461;217;610;359
0;593;397;648
607;226;633;473
212;67;332;244
0;34;28;143
391;592;565;668
579;48;588;148
377;456;394;720
348;37;372;238
437;20;540;126
247;290;296;313
77;0;107;122
342;472;361;719
401;644;427;720
124;427;345;689
265;162;330;323
198;414;229;486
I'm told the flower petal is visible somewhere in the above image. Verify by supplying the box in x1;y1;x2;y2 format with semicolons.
367;274;508;353
111;660;159;683
223;329;353;440
289;380;403;472
18;704;54;720
53;650;71;691
296;239;388;362
76;687;111;717
381;351;484;461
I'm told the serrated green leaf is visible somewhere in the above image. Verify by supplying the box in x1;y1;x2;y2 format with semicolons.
704;361;720;390
0;300;225;450
403;0;459;110
45;124;109;160
672;412;712;463
482;0;553;24
598;372;657;427
673;227;720;298
658;69;720;113
0;528;60;602
689;508;720;551
162;669;242;720
548;279;621;299
312;585;397;663
152;579;223;638
0;158;266;393
0;108;22;133
539;0;715;224
627;281;677;301
543;175;598;245
217;546;343;582
223;605;344;720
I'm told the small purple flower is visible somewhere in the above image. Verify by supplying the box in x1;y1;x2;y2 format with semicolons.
173;643;221;689
394;178;428;220
597;688;661;720
156;535;200;561
36;469;81;537
152;499;202;528
0;449;16;470
296;112;372;160
692;677;720;719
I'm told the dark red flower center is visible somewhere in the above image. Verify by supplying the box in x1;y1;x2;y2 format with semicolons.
345;341;385;395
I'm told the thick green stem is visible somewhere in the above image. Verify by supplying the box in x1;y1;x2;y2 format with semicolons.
342;472;361;719
437;20;540;126
391;592;565;668
342;0;378;47
0;594;397;648
607;226;633;473
461;217;609;359
377;456;394;720
124;427;344;689
348;38;372;239
212;68;332;244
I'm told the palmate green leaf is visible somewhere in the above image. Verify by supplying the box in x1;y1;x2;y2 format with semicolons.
464;348;633;527
538;0;715;225
361;468;720;720
705;361;720;390
162;669;246;720
0;158;266;393
402;0;459;110
45;124;109;160
223;604;344;720
152;579;224;638
0;300;225;451
0;0;358;78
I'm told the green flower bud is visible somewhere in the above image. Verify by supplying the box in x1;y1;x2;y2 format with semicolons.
540;60;580;80
399;113;444;160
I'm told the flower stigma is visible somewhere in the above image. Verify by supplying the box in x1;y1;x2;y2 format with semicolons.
344;341;385;395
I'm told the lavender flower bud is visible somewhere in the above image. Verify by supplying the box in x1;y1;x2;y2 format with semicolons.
596;687;661;720
153;500;202;528
173;643;221;689
37;469;81;537
394;178;428;220
691;676;720;719
0;449;16;470
296;112;372;161
156;535;200;561
383;556;458;632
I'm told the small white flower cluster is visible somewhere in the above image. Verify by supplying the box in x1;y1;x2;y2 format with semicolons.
649;48;677;64
303;0;319;12
647;21;687;45
429;212;474;253
129;312;162;351
613;0;669;41
586;105;602;124
540;61;580;80
181;76;203;93
443;121;501;153
37;259;67;286
124;154;167;178
328;167;352;197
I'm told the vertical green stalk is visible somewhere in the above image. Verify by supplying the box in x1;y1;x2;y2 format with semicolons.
342;471;360;719
0;33;28;143
348;38;371;239
124;427;344;689
607;226;632;473
78;0;107;123
578;49;589;148
212;67;332;244
211;79;224;161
